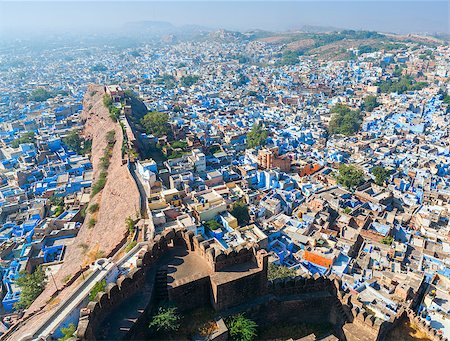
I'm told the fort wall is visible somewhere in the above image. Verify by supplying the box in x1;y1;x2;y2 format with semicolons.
76;228;423;341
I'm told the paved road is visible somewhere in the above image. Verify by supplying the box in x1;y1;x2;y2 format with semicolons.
32;260;114;339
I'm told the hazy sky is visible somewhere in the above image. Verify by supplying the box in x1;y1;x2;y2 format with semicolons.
0;1;449;36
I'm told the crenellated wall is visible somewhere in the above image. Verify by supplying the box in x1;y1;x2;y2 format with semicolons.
404;309;449;341
76;228;418;341
76;227;268;340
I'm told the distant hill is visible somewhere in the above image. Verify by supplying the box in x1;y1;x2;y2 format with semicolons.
252;29;447;61
120;20;447;55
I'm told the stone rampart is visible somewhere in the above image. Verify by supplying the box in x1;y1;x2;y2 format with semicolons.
405;309;448;341
76;228;415;341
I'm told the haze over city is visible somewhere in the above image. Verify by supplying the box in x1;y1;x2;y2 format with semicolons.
0;0;449;37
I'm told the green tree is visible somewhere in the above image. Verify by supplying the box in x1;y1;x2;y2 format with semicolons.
58;323;76;341
204;220;222;231
156;74;176;89
63;131;91;155
381;236;394;245
442;93;450;105
63;131;83;154
268;263;297;281
149;306;180;332
231;201;250;226
89;279;106;301
14;266;47;310
180;75;199;87
11;131;35;148
336;164;365;190
141;111;169;137
49;194;64;207
171;140;187;150
363;95;380;112
328;104;363;136
246;123;268;148
378;75;427;94
227;314;258;341
371;166;392;186
29;88;53;102
278;50;303;66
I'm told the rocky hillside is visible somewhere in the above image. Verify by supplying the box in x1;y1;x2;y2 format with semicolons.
7;85;140;339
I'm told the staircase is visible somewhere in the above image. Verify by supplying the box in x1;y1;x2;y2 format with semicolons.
154;267;169;301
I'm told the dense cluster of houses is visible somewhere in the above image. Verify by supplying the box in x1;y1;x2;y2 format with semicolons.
1;32;449;337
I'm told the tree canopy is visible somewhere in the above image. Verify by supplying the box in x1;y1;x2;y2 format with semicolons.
336;164;365;190
14;266;47;310
141;111;169;137
328;104;363;136
268;263;297;281
378;75;427;94
29;88;53;102
156;74;176;89
278;50;302;66
246;122;268;148
63;131;91;155
204;220;222;231
363;95;380;112
180;75;199;87
11;131;35;148
371;165;392;186
231;201;250;226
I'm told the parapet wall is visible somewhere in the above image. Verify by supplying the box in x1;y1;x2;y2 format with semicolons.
76;228;412;341
405;309;448;341
77;227;267;340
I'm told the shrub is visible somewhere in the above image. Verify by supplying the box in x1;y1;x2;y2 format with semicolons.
89;279;106;301
88;203;99;213
149;306;180;332
91;172;108;197
125;216;135;233
58;323;76;341
226;314;257;341
102;94;112;108
88;218;96;229
381;236;394;245
125;240;137;252
106;130;116;145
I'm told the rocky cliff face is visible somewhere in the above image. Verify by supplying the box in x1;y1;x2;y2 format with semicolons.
8;85;140;339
